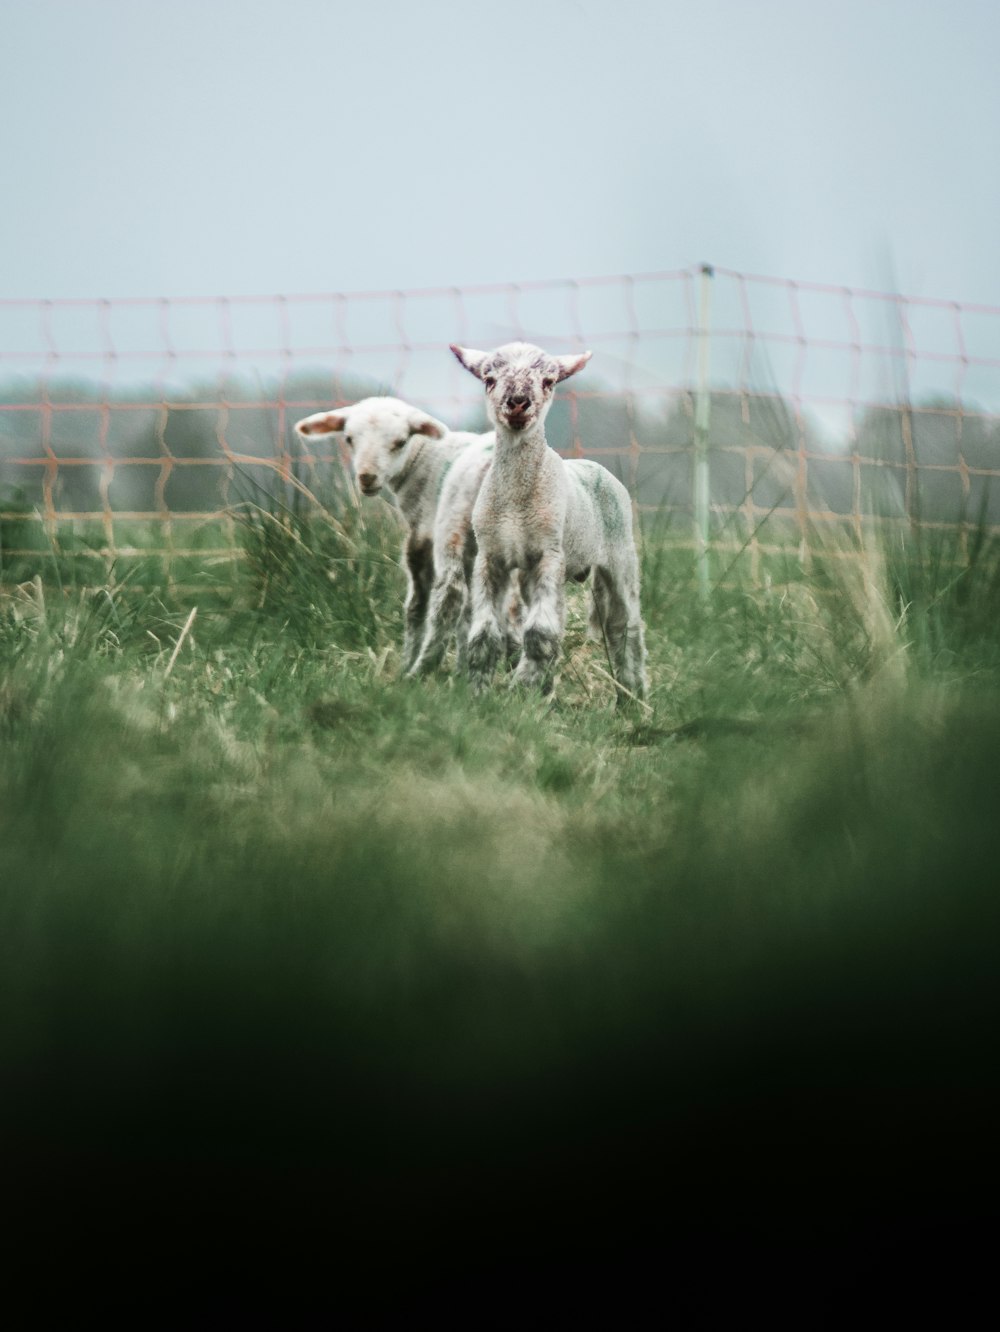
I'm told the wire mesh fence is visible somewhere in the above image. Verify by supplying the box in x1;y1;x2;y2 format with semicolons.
1;265;998;584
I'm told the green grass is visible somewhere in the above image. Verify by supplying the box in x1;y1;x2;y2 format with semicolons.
2;498;999;1303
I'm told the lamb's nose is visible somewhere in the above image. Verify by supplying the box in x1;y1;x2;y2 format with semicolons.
507;393;530;410
358;472;377;490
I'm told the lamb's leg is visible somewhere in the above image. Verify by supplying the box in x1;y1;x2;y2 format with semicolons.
594;564;648;706
401;537;434;674
467;552;509;693
618;554;649;703
621;619;649;703
512;550;565;694
408;557;467;677
454;544;478;676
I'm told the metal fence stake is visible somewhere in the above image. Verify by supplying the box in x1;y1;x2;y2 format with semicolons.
693;263;714;603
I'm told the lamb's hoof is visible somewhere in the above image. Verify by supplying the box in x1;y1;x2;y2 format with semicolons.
507;672;556;699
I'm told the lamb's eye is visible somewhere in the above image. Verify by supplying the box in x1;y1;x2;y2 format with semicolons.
542;378;555;392
392;437;407;451
484;375;496;390
345;436;354;448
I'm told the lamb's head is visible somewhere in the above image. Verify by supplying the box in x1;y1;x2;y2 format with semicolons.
294;396;447;496
450;342;592;435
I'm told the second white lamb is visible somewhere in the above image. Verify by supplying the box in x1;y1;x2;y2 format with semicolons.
294;396;507;674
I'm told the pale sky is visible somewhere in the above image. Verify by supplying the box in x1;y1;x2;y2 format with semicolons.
4;0;999;306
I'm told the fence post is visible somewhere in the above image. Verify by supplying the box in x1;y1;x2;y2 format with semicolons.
693;263;714;603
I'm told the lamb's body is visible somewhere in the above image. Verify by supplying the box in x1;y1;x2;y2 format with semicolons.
452;342;647;703
295;397;496;673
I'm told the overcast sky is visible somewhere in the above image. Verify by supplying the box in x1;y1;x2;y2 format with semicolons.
3;0;999;307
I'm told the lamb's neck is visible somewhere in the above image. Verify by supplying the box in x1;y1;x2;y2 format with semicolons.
389;437;435;519
492;422;549;475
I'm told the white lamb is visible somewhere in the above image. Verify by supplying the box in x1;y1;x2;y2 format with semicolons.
451;342;648;704
294;397;496;674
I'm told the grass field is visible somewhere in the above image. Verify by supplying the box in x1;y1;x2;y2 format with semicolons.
2;495;999;1312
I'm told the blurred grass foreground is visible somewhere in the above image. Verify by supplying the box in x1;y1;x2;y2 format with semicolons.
2;490;999;1314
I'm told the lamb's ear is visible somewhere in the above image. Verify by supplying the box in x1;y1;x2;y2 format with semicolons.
553;351;592;383
295;410;348;438
407;409;448;440
450;344;489;380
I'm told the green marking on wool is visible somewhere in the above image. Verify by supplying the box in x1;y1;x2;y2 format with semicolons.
575;462;627;536
602;495;627;538
435;456;456;504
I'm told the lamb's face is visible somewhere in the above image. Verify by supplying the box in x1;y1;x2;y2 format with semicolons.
450;342;592;434
294;397;446;496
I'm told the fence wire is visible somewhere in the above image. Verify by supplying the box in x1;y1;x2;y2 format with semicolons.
1;266;998;583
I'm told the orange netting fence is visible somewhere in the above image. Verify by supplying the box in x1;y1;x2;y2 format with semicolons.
1;265;998;582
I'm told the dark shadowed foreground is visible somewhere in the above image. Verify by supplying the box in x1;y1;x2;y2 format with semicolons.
2;504;998;1318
